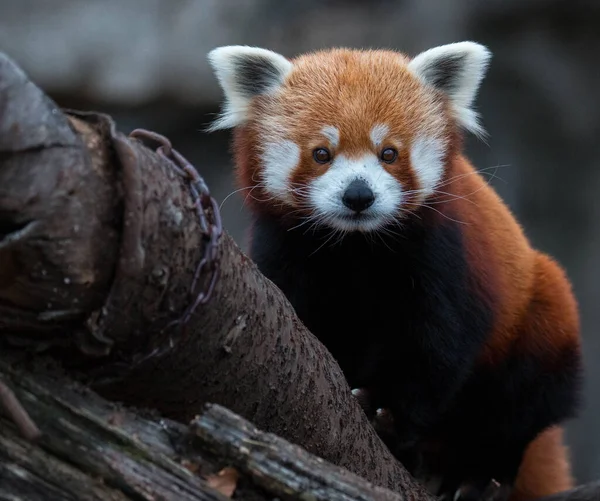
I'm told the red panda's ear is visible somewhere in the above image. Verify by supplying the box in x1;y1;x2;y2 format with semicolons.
206;45;293;132
407;41;492;140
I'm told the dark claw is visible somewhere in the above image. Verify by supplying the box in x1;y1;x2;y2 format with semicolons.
450;479;510;501
453;484;483;501
351;387;374;418
373;407;396;435
481;481;511;501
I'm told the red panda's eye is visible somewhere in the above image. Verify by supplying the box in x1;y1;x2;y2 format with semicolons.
313;148;332;164
380;147;398;164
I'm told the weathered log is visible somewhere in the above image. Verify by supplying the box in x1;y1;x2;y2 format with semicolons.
190;407;600;501
2;357;598;501
0;358;229;501
192;403;410;501
0;355;415;501
3;351;407;501
0;50;426;497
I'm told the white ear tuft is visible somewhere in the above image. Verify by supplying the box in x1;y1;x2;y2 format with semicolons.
407;41;492;139
207;45;293;132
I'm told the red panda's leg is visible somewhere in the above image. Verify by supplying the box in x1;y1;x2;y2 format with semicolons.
440;252;582;501
510;425;574;501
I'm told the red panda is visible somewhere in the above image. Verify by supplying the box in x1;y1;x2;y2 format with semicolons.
206;42;583;501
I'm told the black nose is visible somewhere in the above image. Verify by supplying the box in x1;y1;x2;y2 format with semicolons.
342;179;375;212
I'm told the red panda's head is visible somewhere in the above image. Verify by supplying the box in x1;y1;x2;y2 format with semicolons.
207;42;491;232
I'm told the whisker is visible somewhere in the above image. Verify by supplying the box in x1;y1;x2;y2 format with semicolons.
332;228;347;248
288;213;322;232
219;185;262;210
434;164;511;191
309;226;340;257
304;217;326;236
400;164;511;209
482;163;507;186
373;228;396;253
421;204;469;225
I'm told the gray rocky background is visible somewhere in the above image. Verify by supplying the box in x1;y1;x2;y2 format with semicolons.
1;0;598;483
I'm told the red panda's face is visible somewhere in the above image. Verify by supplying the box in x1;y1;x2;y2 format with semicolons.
208;43;491;232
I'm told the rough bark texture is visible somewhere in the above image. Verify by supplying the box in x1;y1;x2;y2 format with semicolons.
192;403;412;501
0;53;121;345
90;228;421;493
191;407;600;501
1;357;597;501
0;358;227;501
0;350;419;501
0;50;425;497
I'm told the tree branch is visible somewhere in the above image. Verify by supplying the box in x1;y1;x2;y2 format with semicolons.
0;50;426;497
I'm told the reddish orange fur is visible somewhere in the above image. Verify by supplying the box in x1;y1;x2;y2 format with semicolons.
228;47;581;500
511;427;574;501
437;156;580;500
438;156;581;366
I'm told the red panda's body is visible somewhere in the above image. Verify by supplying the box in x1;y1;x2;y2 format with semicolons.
207;43;583;501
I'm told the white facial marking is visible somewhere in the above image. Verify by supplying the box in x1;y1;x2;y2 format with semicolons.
320;125;340;148
261;139;300;203
410;135;446;197
370;123;389;147
308;152;403;232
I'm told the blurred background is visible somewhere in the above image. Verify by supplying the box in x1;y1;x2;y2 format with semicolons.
1;0;598;484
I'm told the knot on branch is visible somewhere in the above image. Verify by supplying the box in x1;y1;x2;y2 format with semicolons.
67;115;225;376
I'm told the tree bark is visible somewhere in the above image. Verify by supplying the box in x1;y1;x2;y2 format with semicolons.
0;53;121;344
0;50;426;497
0;355;411;501
2;357;598;501
1;356;598;501
0;358;226;501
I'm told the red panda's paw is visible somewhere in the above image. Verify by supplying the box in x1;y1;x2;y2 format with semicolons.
351;387;420;471
350;388;396;438
351;387;399;447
